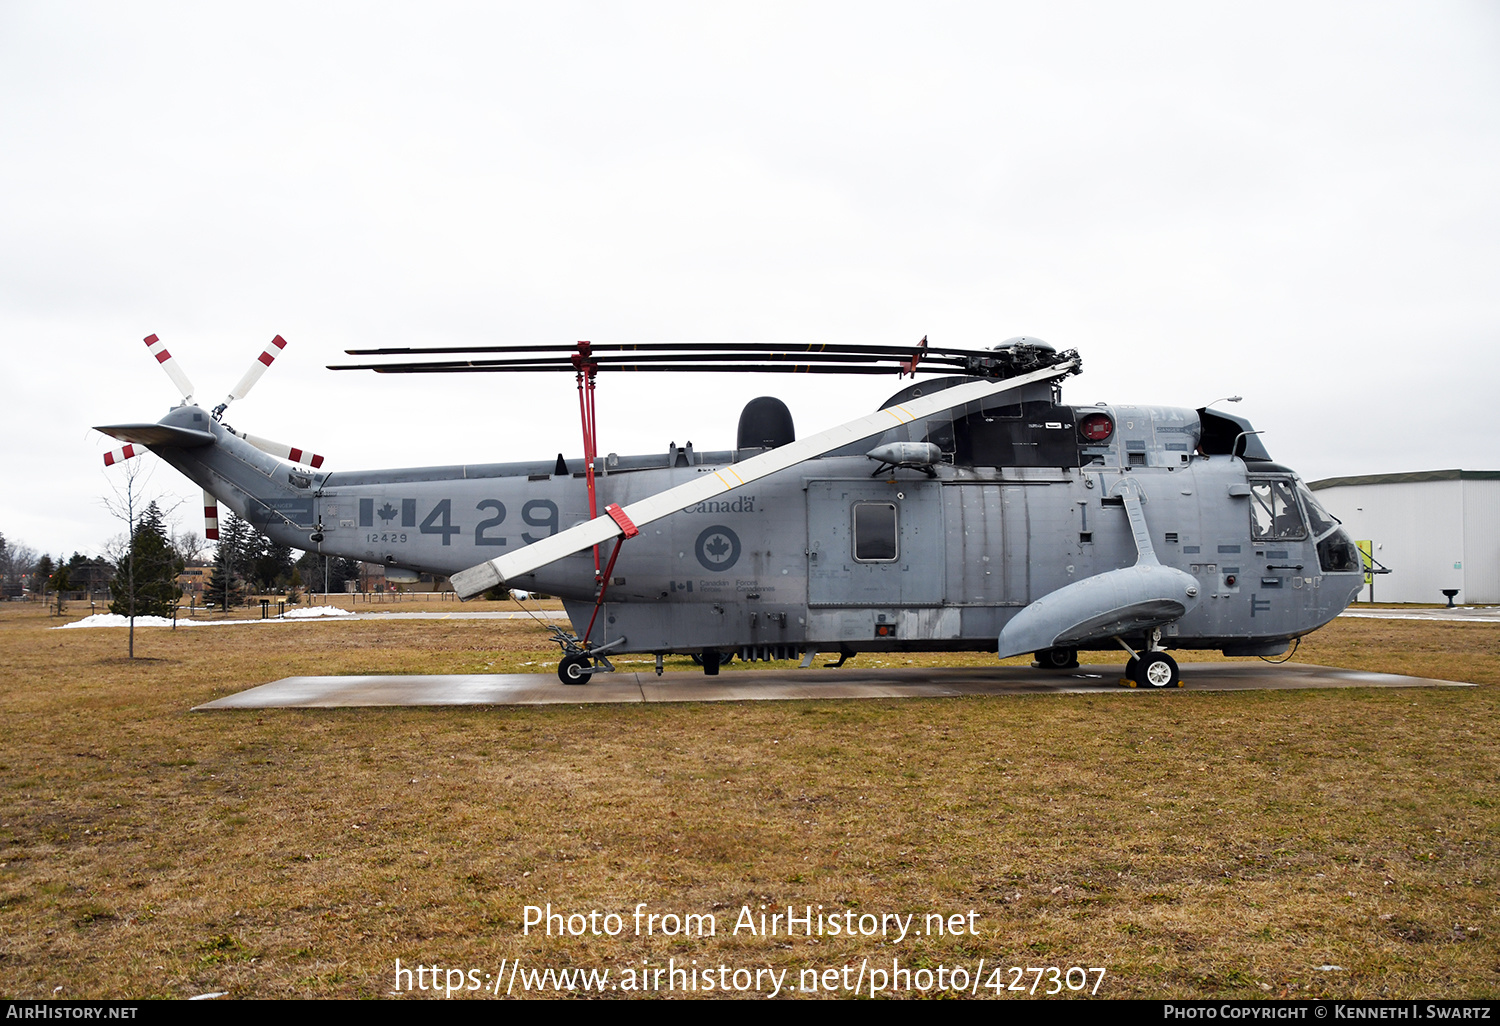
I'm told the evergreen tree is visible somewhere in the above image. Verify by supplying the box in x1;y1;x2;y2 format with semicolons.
205;512;254;611
295;551;364;595
32;554;54;597
253;540;294;592
109;502;183;618
48;560;72;614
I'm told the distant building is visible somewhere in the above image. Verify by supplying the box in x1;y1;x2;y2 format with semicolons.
352;562;453;594
177;562;214;601
1308;470;1500;604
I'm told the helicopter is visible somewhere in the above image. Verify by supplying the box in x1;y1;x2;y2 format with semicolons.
95;334;1367;689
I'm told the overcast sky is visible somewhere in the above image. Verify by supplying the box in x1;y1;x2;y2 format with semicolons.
3;1;1498;558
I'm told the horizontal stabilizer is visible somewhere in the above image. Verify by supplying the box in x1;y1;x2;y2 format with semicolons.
996;564;1201;659
93;422;216;448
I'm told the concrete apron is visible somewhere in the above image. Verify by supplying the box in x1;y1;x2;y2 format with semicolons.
195;662;1474;710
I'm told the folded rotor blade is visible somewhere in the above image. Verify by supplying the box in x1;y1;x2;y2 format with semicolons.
231;428;326;469
451;359;1078;599
330;338;1064;381
204;492;220;541
143;334;196;402
102;443;141;467
228;335;288;401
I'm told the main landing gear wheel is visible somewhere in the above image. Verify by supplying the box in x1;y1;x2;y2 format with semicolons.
1033;647;1079;670
558;654;594;685
1130;651;1180;689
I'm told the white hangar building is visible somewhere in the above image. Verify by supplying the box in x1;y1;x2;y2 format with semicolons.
1307;470;1500;605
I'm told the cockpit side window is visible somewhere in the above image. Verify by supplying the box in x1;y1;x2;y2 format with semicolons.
1249;480;1306;541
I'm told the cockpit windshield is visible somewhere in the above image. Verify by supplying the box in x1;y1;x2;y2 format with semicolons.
1297;485;1339;538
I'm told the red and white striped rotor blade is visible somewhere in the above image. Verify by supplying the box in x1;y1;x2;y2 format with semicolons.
143;334;196;402
102;443;141;467
227;335;288;403
241;431;326;469
203;492;220;541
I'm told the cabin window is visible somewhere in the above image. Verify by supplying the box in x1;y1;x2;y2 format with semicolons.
852;502;898;562
1248;480;1306;541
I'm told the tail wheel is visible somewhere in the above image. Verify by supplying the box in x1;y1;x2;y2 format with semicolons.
558;654;594;685
1132;651;1180;689
1034;647;1079;669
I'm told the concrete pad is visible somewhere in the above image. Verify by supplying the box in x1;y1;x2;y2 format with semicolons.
1339;607;1500;624
194;661;1474;710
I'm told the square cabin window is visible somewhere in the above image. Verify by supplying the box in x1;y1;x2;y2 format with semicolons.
853;502;898;562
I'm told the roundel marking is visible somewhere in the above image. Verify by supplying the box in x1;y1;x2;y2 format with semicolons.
695;525;742;572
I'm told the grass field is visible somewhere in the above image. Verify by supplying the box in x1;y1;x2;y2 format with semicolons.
1;603;1496;999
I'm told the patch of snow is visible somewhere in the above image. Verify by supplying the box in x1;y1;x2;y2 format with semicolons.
282;605;354;619
57;613;175;629
56;606;353;629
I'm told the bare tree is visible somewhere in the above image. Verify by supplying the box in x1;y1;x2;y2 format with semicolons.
101;456;181;658
0;533;38;598
170;528;205;565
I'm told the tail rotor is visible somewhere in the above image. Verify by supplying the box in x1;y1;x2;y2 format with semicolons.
105;332;331;537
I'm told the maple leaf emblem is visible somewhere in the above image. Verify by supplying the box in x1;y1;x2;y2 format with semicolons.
694;525;740;571
377;503;398;522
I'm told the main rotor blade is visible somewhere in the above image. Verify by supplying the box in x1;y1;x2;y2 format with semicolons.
143;334;196;402
336;360;953;375
343;341;945;357
450;358;1078;599
330;339;1056;379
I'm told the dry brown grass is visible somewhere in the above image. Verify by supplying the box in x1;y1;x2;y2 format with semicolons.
1;604;1496;999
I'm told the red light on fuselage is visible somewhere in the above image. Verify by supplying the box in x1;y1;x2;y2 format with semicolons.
1079;412;1114;442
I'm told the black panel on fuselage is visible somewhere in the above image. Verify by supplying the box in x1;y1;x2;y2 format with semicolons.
946;403;1081;469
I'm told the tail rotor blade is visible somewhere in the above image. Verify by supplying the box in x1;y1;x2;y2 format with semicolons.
143;334;196;402
204;492;219;541
102;443;141;467
234;429;326;469
227;335;288;403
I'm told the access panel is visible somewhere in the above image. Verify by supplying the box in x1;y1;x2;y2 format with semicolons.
806;480;945;607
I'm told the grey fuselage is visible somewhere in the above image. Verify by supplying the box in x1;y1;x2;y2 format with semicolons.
142;380;1364;660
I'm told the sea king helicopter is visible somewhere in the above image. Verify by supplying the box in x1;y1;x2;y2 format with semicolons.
96;334;1366;688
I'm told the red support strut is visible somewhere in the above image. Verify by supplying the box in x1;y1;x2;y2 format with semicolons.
582;537;626;645
571;344;636;648
572;341;601;580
